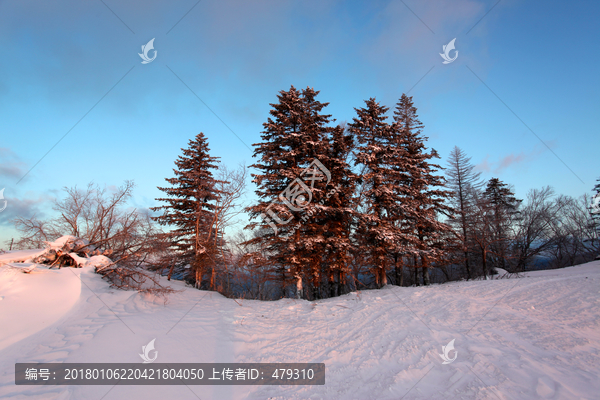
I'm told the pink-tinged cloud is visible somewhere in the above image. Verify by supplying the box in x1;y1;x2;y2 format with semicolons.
494;143;550;174
476;144;550;175
495;152;528;172
475;155;491;173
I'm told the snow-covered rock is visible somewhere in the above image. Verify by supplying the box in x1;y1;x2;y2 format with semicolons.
85;255;113;270
45;235;86;252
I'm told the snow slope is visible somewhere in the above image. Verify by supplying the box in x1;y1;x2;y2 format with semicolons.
0;258;599;400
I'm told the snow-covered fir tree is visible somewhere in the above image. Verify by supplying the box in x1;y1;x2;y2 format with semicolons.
483;178;521;272
350;98;404;288
593;177;600;236
245;86;344;299
151;132;223;288
392;94;453;286
313;123;357;297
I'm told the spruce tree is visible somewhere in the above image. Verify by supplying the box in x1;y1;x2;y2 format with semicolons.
591;177;600;255
483;178;521;272
245;86;336;299
593;177;600;234
318;124;358;297
593;177;600;215
392;94;453;285
151;133;222;288
350;98;404;288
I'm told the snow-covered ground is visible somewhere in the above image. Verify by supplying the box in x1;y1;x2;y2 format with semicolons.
0;254;599;399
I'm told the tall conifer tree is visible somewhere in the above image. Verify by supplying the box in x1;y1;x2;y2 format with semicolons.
445;146;483;280
151;133;222;288
483;178;521;271
350;98;405;288
317;124;357;297
245;86;337;298
592;178;600;248
392;94;453;285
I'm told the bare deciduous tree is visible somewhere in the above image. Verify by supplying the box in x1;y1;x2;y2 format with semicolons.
445;146;483;280
511;187;561;272
13;181;172;297
547;194;599;268
209;164;248;292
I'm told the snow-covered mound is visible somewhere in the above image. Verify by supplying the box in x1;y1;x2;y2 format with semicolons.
0;261;599;399
68;253;113;269
44;235;89;251
0;264;81;351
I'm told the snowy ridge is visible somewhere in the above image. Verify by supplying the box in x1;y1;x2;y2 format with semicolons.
0;259;599;399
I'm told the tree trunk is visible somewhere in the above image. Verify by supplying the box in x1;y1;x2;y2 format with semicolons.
421;255;431;285
422;267;430;285
394;257;403;287
482;248;488;279
464;250;472;280
413;256;420;286
400;265;404;286
280;267;286;298
380;266;387;287
329;270;339;298
312;283;320;300
296;273;303;299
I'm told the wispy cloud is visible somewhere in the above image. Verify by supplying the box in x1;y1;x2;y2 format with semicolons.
0;148;28;182
0;194;52;227
0;149;54;226
495;152;528;172
476;144;551;174
475;154;492;173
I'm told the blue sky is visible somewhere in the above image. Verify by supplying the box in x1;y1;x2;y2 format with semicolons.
1;0;599;245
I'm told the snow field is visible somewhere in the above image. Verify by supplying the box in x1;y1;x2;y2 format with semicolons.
0;259;598;399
